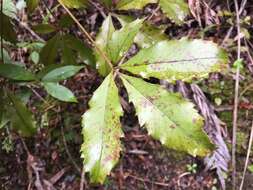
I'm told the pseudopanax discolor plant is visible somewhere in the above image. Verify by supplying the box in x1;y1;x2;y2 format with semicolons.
80;15;228;183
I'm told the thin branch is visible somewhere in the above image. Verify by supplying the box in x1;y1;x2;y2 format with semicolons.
127;174;169;187
0;0;4;63
239;0;248;15
14;18;45;42
80;165;87;190
232;0;242;189
57;0;113;69
60;124;81;174
239;122;253;190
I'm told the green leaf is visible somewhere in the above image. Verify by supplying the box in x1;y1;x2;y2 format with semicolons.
27;0;39;13
36;64;65;79
0;63;36;81
59;14;74;28
0;90;5;127
62;45;76;65
42;65;84;82
63;34;95;66
117;15;167;48
248;165;253;173
59;0;87;9
32;24;56;34
95;15;115;76
107;18;143;64
121;39;228;82
101;0;113;7
0;14;17;43
29;51;40;64
3;0;17;18
40;34;61;65
6;92;36;137
81;72;123;183
116;0;157;10
159;0;189;24
43;82;77;103
0;48;12;63
121;74;214;156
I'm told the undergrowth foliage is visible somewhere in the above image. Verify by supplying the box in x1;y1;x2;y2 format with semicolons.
0;0;228;185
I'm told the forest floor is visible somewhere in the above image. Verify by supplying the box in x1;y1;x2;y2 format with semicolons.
1;0;253;189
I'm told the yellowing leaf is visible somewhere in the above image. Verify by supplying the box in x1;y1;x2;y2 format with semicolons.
95;15;115;76
59;0;87;9
116;0;157;10
121;74;214;156
81;72;123;183
159;0;189;24
95;16;142;76
107;18;143;63
117;15;167;48
120;39;228;82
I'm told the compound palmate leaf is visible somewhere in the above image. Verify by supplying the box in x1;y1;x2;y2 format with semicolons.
120;38;228;82
121;74;214;156
81;72;123;183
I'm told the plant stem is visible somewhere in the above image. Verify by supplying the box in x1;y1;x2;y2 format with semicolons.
239;122;253;190
57;0;113;69
232;0;242;189
0;0;4;63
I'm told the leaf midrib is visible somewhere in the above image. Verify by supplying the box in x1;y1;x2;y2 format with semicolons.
122;76;198;142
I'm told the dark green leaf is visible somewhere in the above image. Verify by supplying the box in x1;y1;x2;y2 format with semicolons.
40;34;61;65
59;14;74;28
62;45;76;65
0;63;36;81
42;65;84;82
7;92;36;137
43;82;78;102
63;34;95;66
27;0;39;13
0;14;17;43
32;24;56;34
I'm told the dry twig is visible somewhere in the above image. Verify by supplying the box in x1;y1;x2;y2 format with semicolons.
232;0;243;189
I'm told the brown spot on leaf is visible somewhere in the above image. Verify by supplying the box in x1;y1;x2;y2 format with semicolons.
169;124;176;129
